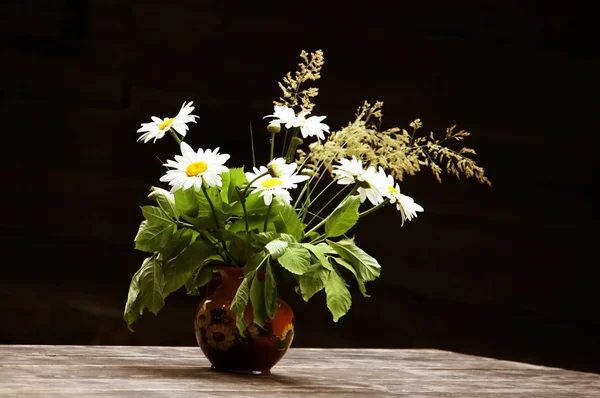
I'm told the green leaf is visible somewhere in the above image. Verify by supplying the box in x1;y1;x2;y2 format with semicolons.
324;270;352;322
277;244;311;275
159;228;193;261
250;278;267;328
325;195;360;238
123;268;143;331
331;256;369;297
219;171;231;204
273;202;304;240
185;266;215;295
326;239;381;282
233;193;282;217
134;220;174;253
229;233;257;266
192;186;229;230
148;187;179;219
265;239;288;259
264;261;278;318
162;240;214;296
123;256;166;330
141;206;171;226
298;264;330;301
174;188;199;218
227;167;248;204
300;243;334;271
230;273;254;316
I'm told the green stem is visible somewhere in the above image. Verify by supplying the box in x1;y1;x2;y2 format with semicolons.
169;128;182;145
359;198;390;218
305;184;350;227
236;187;250;233
200;179;221;230
305;187;358;236
269;132;276;161
242;171;269;198
284;128;299;162
249;122;256;168
263;200;273;232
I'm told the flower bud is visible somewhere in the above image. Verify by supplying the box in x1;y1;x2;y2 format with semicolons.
267;161;285;178
267;121;281;134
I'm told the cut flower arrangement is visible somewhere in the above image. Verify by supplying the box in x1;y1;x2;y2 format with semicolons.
124;50;490;373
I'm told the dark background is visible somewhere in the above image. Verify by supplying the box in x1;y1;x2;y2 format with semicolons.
1;1;598;373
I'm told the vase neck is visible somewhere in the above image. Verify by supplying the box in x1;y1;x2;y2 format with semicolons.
215;266;245;292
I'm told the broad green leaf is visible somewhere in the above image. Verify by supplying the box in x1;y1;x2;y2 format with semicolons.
148;187;179;219
325;195;361;237
298;264;330;301
162;240;214;296
265;239;288;259
229;233;259;267
159;228;193;261
264;261;278;318
324;269;352;322
273;202;304;240
300;243;334;271
219;172;231;204
211;228;237;242
139;256;165;314
123;267;143;330
250;278;267;328
316;242;337;255
326;239;381;282
174;188;199;218
230;273;254;316
141;206;176;226
277;244;311;275
124;256;165;329
244;252;269;275
134;220;174;253
233;193;282;217
331;256;369;297
185;266;215;295
227;168;248;204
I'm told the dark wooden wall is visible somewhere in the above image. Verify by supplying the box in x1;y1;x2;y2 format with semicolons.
1;1;598;372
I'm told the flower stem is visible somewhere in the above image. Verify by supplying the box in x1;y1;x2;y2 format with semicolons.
359;198;390;218
305;187;357;236
305;183;349;227
236;187;250;233
242;171;269;198
200;179;221;230
263;200;273;232
269;132;276;161
169;128;182;145
284;128;299;162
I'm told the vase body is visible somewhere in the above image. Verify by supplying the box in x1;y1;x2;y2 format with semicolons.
194;266;294;375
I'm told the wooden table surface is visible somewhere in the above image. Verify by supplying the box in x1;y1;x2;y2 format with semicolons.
0;345;598;397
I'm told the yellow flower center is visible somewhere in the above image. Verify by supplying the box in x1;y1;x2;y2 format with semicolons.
186;161;208;176
159;118;175;131
388;185;398;195
262;178;283;188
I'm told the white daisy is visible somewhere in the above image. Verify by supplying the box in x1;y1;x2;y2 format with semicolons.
137;101;199;143
332;156;364;185
356;166;387;206
380;171;424;225
263;105;299;129
332;157;386;205
159;142;230;192
245;165;309;206
296;112;330;141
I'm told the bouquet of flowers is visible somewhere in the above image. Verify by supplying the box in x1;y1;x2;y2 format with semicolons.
124;50;490;335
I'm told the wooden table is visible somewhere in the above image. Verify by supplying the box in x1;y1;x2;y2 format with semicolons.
0;345;598;397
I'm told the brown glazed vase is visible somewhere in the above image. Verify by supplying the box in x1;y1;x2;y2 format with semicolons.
194;266;294;375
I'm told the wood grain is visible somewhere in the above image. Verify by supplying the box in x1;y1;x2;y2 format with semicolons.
0;346;598;397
